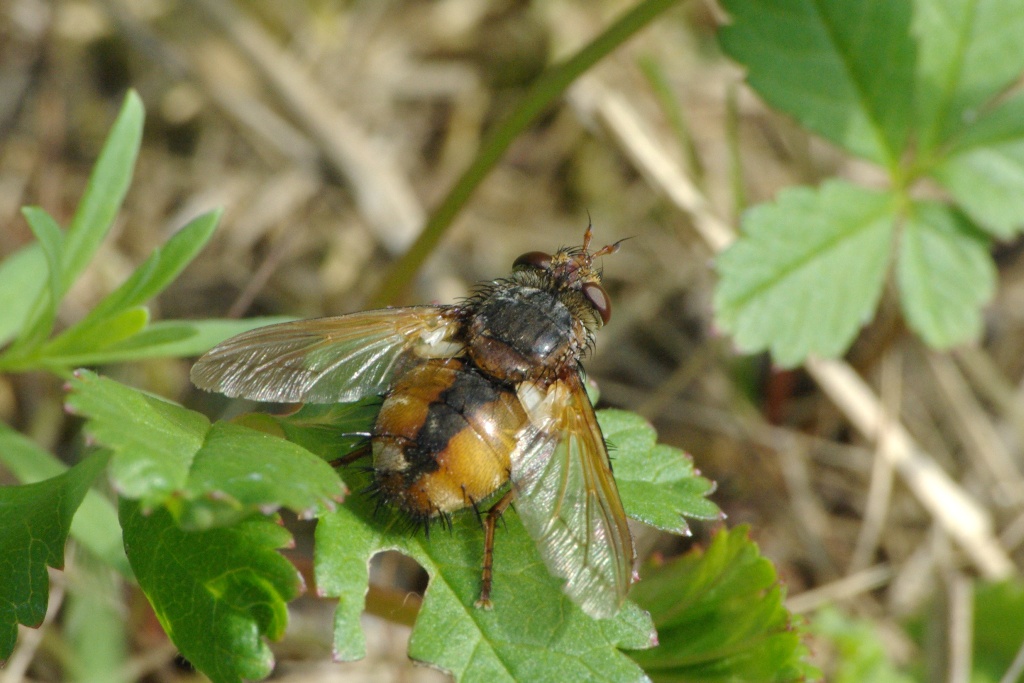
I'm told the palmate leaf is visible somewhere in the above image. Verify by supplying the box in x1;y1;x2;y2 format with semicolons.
120;499;300;683
64;370;344;527
284;403;717;681
714;181;896;367
718;0;915;168
0;450;110;660
315;470;656;683
625;526;814;683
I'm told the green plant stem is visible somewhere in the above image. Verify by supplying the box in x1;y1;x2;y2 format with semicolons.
369;0;681;307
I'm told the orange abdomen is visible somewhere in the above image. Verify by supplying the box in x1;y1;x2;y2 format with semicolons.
371;359;526;519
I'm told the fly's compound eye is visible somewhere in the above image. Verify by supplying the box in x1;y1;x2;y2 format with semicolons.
513;251;552;271
582;282;611;325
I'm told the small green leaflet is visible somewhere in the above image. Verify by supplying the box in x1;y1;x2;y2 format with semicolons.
625;526;814;682
0;450;110;660
931;92;1024;239
897;202;994;348
714;181;896;367
719;0;915;168
65;370;344;527
912;0;1024;155
120;499;300;683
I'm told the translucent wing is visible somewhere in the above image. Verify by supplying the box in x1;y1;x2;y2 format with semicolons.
190;306;464;403
512;376;634;619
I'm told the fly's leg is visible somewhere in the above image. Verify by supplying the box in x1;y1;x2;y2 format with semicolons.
329;443;371;468
474;489;515;610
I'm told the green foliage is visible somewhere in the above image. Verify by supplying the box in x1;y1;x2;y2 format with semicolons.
809;607;915;683
625;526;814;682
66;370;345;527
0;451;110;660
714;0;1024;366
971;580;1024;683
0;90;289;375
120;499;301;683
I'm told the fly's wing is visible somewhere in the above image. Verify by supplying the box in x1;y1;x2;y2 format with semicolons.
190;306;464;403
512;376;634;619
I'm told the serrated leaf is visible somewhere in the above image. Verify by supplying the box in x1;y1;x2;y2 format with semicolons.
932;92;1024;238
65;370;343;526
0;450;110;660
120;499;300;683
912;0;1024;153
600;410;720;533
626;526;814;682
0;424;128;575
897;202;994;348
0;244;46;346
719;0;915;166
714;181;896;367
315;474;655;682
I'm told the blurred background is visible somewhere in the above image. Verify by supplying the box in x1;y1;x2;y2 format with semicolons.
3;0;1023;681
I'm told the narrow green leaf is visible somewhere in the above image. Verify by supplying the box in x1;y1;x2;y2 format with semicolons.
63;209;221;332
931;92;1024;238
897;202;995;348
0;424;129;575
972;580;1024;681
120;499;300;683
315;473;655;682
44;306;149;358
36;317;292;368
600;410;720;533
0;450;111;660
65;370;343;526
61;91;144;291
17;207;65;347
719;0;915;167
626;526;814;682
714;181;896;367
912;0;1024;154
0;244;46;346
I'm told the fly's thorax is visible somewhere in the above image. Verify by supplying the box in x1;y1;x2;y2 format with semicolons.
371;358;524;518
464;274;599;383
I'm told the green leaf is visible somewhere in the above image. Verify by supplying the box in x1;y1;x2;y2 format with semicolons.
897;202;995;348
61;91;143;292
65;370;343;526
0;424;128;575
36;317;293;368
18;207;64;346
972;580;1024;681
809;607;915;683
0;244;46;346
912;0;1024;154
600;410;720;533
315;473;655;682
714;181;896;367
0;451;111;660
718;0;915;167
46;210;221;357
626;526;814;682
120;499;300;683
931;93;1024;238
